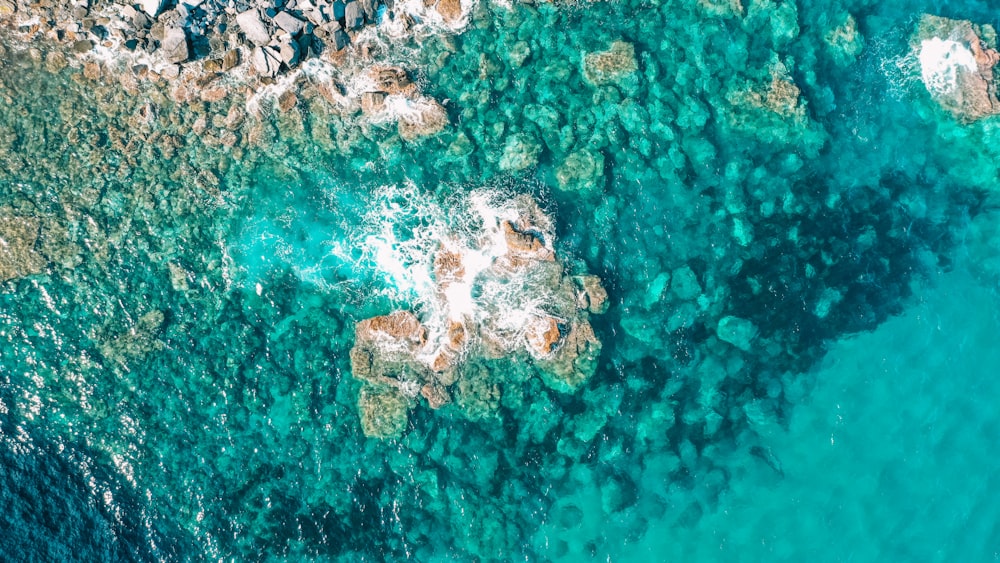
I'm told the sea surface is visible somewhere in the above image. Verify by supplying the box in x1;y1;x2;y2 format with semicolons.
2;0;1000;560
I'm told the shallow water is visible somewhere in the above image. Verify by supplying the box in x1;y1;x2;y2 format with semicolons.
2;0;1000;560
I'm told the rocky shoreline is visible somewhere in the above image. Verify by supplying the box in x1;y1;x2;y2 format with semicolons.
1;0;467;78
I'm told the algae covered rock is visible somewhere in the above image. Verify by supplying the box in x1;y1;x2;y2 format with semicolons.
499;133;542;172
358;386;410;439
582;41;638;88
556;148;605;195
0;210;45;283
914;14;1000;121
716;315;757;352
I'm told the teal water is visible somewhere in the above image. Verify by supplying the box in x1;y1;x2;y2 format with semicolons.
3;0;1000;560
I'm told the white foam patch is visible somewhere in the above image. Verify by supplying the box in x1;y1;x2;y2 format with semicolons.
919;38;978;96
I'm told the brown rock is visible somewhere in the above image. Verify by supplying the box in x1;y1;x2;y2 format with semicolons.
433;247;465;282
436;0;462;24
574;274;609;314
397;99;449;141
582;41;637;87
370;66;415;96
420;383;451;409
525;316;562;357
200;86;228;102
278;90;297;112
356;311;427;346
360;91;386;114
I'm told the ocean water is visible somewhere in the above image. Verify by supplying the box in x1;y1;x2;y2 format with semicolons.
2;0;1000;560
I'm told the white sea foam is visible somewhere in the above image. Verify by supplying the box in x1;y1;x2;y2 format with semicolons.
919;38;978;96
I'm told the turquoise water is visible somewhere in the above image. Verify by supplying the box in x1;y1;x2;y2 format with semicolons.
3;0;1000;559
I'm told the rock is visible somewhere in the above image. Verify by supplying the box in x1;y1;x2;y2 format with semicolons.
716;316;757;352
499;133;541;172
0;211;46;282
370;66;414;96
140;0;165;18
536;320;601;393
574;275;609;314
355;311;427;346
221;49;240;70
436;0;462;24
278;38;300;66
359;0;377;21
72;39;93;53
236;9;272;46
582;40;638;87
525;316;563;357
0;0;15;17
278;90;297;111
670;265;701;301
344;1;364;30
360;91;387;114
397;99;449;141
420;384;451;409
358;386;409;439
915;14;1000;121
161;27;189;64
272;11;305;35
251;46;281;77
555;148;605;195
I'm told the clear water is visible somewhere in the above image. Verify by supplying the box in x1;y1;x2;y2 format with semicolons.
2;0;1000;560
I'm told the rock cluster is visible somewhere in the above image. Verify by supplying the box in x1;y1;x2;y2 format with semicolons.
349;195;608;438
0;0;467;80
915;14;1000;121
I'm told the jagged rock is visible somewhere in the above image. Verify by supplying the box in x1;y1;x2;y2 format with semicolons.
420;384;451;409
525;316;563;357
221;49;240;71
251;45;282;77
436;0;462;24
582;40;638;87
359;0;377;22
344;1;364;30
140;0;165;18
0;211;45;283
236;9;272;46
574;275;609;314
915;14;1000;121
319;21;349;50
355;311;427;346
278;37;300;66
161;27;189;63
371;66;414;96
397;99;449;141
273;11;305;35
360;91;387;114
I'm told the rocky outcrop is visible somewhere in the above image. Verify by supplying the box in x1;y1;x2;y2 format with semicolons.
582;41;638;87
349;194;608;437
914;14;1000;121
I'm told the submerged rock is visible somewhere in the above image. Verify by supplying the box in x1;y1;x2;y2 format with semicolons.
716;315;758;352
915;14;1000;121
358;386;409;439
582;41;638;87
0;210;45;283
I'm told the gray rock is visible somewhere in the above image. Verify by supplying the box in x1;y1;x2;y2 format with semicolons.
343;1;363;29
278;37;299;66
161;26;190;63
251;45;281;77
236;9;272;46
72;39;93;53
321;22;348;50
140;0;165;17
272;11;305;34
359;0;375;22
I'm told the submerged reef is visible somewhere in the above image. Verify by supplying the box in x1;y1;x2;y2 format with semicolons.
914;14;1000;121
350;193;606;437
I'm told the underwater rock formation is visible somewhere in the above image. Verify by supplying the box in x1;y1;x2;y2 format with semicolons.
349;193;608;437
0;209;44;282
915;14;1000;121
582;40;638;87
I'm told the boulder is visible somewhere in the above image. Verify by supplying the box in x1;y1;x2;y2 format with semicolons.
250;45;281;77
140;0;165;18
278;37;300;67
555;148;605;195
360;91;387;114
397;99;449;141
272;11;305;35
436;0;462;24
236;9;272;46
344;1;364;29
161;27;189;64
